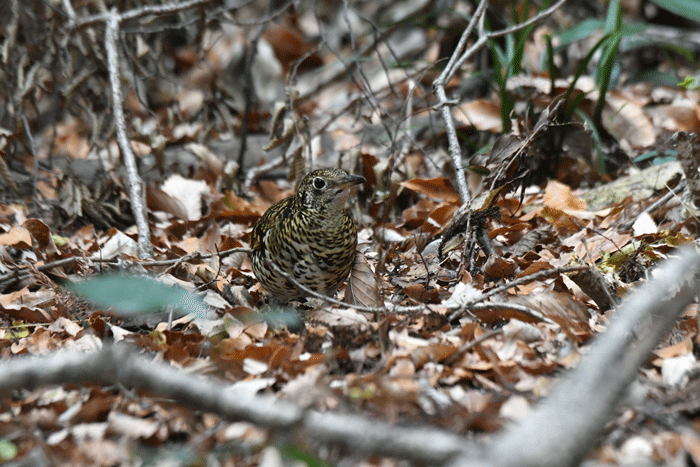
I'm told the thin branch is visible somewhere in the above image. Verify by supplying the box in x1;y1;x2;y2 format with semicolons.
444;328;503;366
237;7;275;170
71;0;213;29
243;155;290;191
445;0;568;84
469;302;556;325
434;0;489;91
61;0;76;22
21;115;39;199
0;248;252;286
619;179;686;231
430;0;488;205
432;89;467;205
104;9;153;259
580;237;619;310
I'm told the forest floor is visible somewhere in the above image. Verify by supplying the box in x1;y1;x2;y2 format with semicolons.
1;0;700;465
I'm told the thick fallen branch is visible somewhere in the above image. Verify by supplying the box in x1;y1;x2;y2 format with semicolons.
1;249;699;466
449;246;700;467
0;343;468;465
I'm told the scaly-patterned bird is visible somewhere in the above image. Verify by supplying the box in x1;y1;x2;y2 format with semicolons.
250;168;365;302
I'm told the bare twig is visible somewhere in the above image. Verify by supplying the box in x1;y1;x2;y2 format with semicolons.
70;0;213;29
619;179;686;231
444;328;503;366
117;0;295;35
21;115;38;199
431;0;488;205
243;155;289;191
61;0;76;22
469;302;556;325
104;9;153;259
237;18;271;170
261;260;589;319
580;237;619;310
0;248;252;286
1;0;19;65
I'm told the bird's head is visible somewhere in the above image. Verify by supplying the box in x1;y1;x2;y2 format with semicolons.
297;168;365;213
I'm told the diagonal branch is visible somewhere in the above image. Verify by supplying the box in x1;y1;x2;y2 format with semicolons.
449;246;700;467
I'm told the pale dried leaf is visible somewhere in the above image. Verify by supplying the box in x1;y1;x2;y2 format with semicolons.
453;99;503;132
345;251;382;308
400;177;461;204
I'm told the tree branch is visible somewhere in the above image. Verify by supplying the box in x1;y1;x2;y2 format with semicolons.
104;9;153;259
449;246;700;467
0;343;469;465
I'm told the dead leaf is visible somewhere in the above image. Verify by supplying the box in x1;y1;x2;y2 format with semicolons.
345;251;382;308
483;256;517;279
543;180;586;212
454;99;503;132
0;226;32;249
603;93;655;148
400;177;461;204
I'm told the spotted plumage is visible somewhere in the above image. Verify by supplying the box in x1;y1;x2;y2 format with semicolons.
250;168;365;302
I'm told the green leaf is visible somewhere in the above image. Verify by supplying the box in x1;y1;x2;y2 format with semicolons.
594;32;621;125
576;109;606;174
65;274;208;317
647;0;700;22
619;22;647;36
261;308;304;331
0;439;17;461
626;69;680;86
7;322;30;339
635;150;678;164
604;0;622;32
487;34;512;132
557;19;604;45
661;44;697;64
52;235;69;248
467;165;491;176
279;444;332;467
544;34;556;86
679;76;700;89
634;150;659;163
563;32;614;118
653;155;679;165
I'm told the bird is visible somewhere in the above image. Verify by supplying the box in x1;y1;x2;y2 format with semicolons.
250;168;365;302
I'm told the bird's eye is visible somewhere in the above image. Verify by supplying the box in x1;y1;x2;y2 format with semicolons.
313;178;326;190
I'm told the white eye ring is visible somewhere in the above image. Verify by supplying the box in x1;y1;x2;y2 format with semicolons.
313;178;326;190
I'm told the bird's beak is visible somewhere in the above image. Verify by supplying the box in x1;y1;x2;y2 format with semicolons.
336;174;366;190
